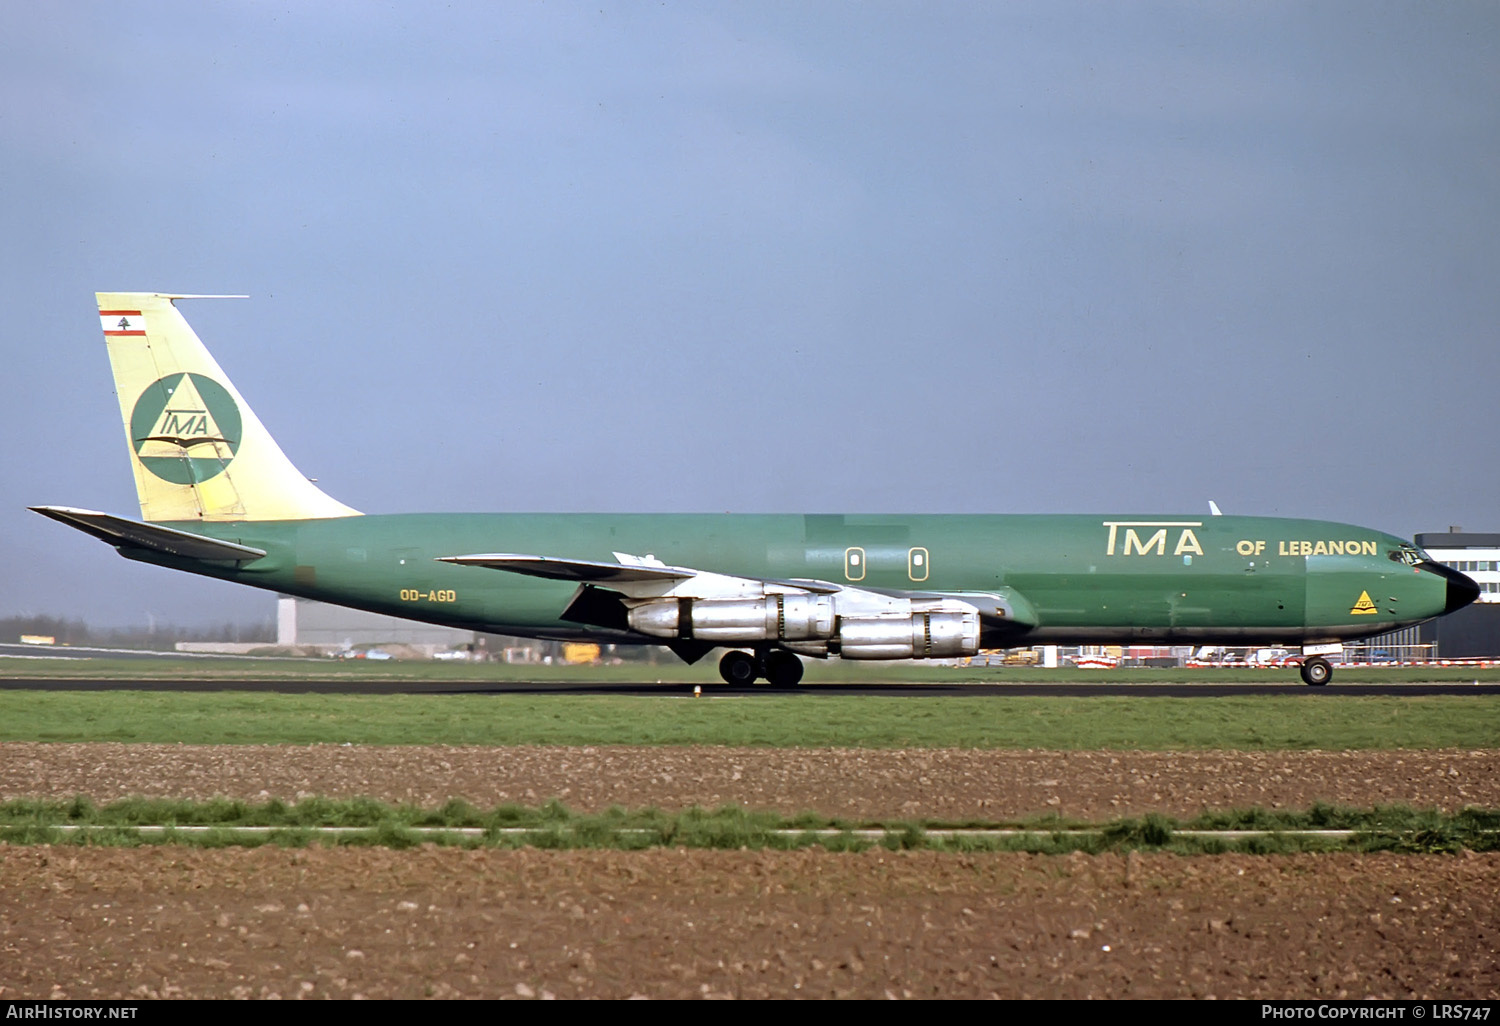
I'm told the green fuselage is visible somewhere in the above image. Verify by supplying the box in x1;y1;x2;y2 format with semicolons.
127;512;1461;649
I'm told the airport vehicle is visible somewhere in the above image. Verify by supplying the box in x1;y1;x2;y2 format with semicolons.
33;293;1480;686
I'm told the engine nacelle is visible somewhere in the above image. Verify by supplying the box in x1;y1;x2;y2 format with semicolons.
628;595;835;642
838;611;980;660
628;594;981;660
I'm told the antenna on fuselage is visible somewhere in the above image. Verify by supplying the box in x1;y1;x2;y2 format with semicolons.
1209;500;1223;516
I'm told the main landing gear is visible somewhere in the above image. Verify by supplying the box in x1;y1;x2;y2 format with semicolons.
718;649;805;687
1299;656;1332;687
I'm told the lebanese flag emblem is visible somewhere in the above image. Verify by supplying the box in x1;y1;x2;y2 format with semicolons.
101;310;145;336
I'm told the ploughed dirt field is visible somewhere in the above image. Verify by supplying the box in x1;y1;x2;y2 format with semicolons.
2;743;1498;999
5;743;1500;819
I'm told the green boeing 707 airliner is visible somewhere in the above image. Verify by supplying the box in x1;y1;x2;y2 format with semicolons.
33;293;1479;686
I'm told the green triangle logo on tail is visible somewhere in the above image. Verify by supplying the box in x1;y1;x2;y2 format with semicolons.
129;372;243;484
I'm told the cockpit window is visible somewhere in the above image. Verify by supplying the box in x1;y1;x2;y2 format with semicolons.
1389;545;1428;566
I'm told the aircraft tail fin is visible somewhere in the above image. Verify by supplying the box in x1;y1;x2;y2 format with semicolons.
96;292;361;523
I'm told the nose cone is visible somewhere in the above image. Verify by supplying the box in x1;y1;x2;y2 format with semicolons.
1420;561;1481;614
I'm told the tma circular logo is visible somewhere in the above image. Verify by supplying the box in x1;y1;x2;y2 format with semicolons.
129;373;243;484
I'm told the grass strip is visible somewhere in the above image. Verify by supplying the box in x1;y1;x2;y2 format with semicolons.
5;655;1500;684
2;797;1494;855
1;691;1497;748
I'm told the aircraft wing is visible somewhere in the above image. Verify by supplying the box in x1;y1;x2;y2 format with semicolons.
29;506;267;563
439;549;1034;631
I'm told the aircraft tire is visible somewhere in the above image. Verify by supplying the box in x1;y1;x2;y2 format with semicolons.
1300;657;1332;687
763;651;805;687
719;650;759;686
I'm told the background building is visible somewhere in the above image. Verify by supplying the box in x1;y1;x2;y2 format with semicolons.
277;596;473;650
275;596;554;661
1414;532;1500;658
1417;532;1500;603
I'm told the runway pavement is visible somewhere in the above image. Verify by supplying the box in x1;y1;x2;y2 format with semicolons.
1;676;1496;697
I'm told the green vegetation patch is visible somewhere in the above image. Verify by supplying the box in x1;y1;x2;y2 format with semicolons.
0;690;1496;749
5;654;1500;684
3;797;1494;855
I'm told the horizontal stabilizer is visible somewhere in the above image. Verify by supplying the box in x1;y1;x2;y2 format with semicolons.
30;506;267;562
436;553;694;583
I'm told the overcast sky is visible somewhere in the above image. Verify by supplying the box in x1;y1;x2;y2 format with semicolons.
3;1;1497;627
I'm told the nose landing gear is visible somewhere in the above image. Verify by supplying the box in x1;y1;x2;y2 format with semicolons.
1299;656;1332;686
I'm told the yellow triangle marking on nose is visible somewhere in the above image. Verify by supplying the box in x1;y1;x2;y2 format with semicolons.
1350;591;1379;615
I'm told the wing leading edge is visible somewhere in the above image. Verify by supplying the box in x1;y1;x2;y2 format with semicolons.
436;552;693;584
